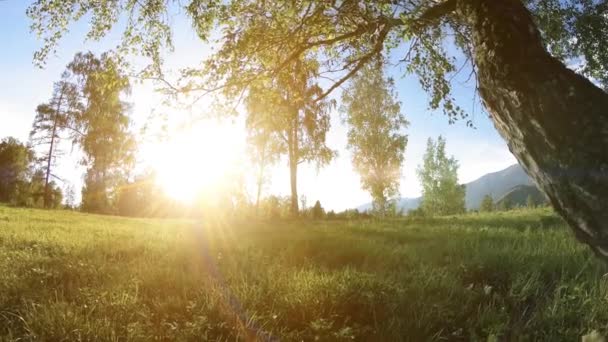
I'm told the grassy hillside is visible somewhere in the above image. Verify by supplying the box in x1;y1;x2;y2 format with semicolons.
1;206;607;341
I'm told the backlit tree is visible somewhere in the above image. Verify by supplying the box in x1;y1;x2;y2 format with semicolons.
341;61;408;216
27;0;608;258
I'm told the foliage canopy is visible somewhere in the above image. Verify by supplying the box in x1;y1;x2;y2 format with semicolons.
27;0;608;118
341;62;408;215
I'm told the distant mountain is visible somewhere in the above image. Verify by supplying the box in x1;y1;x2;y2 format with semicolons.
464;164;534;209
356;163;538;212
395;197;422;212
495;185;547;208
356;197;421;213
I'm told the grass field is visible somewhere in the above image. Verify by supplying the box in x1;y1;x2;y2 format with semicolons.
1;205;607;341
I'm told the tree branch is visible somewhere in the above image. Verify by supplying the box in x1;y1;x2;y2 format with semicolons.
153;0;459;105
314;24;390;102
274;23;374;75
313;0;457;102
416;0;458;26
56;125;86;138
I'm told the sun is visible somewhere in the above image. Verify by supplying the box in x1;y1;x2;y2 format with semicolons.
146;120;244;202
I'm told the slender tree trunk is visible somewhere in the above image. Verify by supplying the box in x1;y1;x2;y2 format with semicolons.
101;167;108;213
43;123;56;208
289;157;298;216
461;0;608;258
255;147;266;216
288;112;299;217
255;169;263;215
44;92;63;208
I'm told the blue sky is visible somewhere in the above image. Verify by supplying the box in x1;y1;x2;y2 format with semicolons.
0;1;516;211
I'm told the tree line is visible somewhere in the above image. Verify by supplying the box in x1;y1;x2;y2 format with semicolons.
1;50;469;219
1;52;413;217
1;52;134;213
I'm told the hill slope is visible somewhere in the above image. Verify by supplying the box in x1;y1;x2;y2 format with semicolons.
496;184;548;207
464;164;534;209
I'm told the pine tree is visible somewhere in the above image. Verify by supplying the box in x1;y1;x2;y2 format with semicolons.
29;77;82;208
312;200;325;220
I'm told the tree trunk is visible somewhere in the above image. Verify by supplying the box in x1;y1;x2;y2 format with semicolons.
288;112;299;217
255;171;263;215
289;157;298;216
461;0;608;258
255;148;266;216
44;92;63;209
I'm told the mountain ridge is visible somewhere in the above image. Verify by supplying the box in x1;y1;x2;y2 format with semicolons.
496;184;547;208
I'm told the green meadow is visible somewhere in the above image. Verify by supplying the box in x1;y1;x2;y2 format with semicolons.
1;205;607;341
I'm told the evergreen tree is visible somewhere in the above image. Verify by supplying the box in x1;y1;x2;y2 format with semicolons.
312;200;325;220
30;76;82;208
